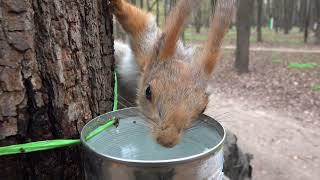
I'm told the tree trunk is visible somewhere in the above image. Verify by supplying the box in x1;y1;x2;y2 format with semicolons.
169;0;176;12
283;0;289;34
273;0;282;33
194;8;202;34
283;0;294;34
309;0;317;29
236;0;254;74
0;0;114;179
211;0;217;15
304;0;312;43
299;0;307;32
164;0;168;22
292;1;299;27
266;0;271;17
147;0;151;11
156;0;160;25
140;0;144;9
257;0;263;42
315;0;320;44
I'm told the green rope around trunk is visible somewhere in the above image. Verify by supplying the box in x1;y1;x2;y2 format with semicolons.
0;72;118;156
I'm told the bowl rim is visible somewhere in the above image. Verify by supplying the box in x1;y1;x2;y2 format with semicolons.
80;107;225;166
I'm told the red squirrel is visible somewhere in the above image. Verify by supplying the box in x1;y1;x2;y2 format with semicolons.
111;0;234;147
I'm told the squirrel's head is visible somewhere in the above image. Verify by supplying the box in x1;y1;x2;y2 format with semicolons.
135;0;234;147
137;52;209;147
134;34;219;148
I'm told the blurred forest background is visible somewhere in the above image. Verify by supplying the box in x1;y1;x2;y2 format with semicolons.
114;0;320;180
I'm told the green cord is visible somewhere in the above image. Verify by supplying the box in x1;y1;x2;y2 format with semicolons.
0;140;81;156
0;72;118;156
113;72;118;111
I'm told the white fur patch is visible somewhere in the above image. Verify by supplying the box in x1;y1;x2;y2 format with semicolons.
139;16;161;54
114;40;140;104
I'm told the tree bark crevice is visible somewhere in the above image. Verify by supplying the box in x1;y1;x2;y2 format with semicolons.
0;0;114;179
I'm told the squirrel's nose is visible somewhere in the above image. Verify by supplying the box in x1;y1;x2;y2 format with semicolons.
155;125;180;148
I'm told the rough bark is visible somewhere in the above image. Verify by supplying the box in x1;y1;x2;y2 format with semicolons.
0;0;114;179
257;0;263;42
235;0;254;74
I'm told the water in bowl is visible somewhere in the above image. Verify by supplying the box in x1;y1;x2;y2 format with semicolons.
87;115;222;161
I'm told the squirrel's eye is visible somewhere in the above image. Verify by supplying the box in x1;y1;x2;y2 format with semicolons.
145;85;152;101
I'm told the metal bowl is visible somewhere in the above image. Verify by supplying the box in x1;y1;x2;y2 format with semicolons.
81;107;225;180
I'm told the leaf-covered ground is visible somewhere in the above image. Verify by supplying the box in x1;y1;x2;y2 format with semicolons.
210;51;320;126
187;26;320;180
203;50;320;180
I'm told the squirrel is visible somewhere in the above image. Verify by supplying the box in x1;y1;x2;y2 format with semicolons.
110;0;234;147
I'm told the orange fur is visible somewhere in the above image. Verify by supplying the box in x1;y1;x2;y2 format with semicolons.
155;106;188;147
200;0;234;75
159;0;200;60
111;0;155;69
112;0;234;148
112;0;150;39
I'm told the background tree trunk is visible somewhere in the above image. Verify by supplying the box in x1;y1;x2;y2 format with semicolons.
257;0;263;42
169;0;176;12
299;0;307;32
194;8;202;34
273;0;282;33
235;0;254;74
164;0;168;22
266;0;271;18
0;0;114;179
210;0;217;15
304;0;312;43
283;0;289;34
283;0;294;34
156;0;160;25
315;0;320;44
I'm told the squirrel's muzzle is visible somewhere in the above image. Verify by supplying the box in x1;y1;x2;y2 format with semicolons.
154;108;189;148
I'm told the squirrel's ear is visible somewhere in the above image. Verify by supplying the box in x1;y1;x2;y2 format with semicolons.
196;0;234;77
158;0;200;61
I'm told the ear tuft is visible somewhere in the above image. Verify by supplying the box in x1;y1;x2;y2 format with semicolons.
197;0;235;77
159;0;201;61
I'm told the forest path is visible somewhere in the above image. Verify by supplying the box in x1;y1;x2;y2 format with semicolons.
205;94;320;180
222;45;320;54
